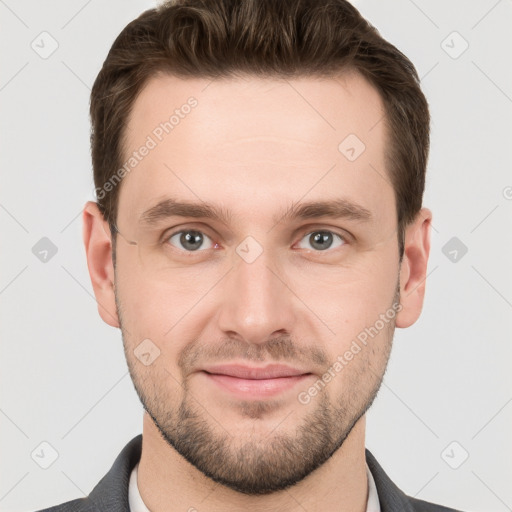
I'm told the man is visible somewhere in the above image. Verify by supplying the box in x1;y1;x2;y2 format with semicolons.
37;0;464;510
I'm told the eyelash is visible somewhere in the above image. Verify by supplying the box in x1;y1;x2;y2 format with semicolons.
162;226;350;254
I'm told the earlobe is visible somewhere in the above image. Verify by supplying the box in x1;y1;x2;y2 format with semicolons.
395;208;432;328
82;201;120;328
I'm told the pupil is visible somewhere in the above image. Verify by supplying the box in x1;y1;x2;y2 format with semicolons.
311;231;332;250
181;231;203;251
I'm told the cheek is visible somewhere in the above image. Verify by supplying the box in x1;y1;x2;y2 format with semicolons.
114;257;175;341
289;256;398;331
115;260;218;366
116;244;182;308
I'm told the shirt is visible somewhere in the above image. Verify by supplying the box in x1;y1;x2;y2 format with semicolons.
128;460;381;511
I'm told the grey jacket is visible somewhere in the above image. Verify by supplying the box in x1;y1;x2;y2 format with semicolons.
34;434;463;512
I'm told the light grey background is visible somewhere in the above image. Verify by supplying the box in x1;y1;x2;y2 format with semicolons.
1;1;511;511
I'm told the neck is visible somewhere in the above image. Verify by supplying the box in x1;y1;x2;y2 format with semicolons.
137;412;369;512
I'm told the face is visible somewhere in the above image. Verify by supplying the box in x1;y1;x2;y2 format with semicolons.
92;71;422;495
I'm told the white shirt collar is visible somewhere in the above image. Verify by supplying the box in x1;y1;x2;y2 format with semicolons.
129;460;381;512
128;461;151;512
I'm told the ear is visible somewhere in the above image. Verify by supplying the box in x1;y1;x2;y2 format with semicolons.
82;201;120;328
395;208;432;328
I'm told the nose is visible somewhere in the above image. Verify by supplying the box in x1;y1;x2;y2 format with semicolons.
216;247;297;346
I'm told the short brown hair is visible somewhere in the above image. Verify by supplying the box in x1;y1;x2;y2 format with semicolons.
90;0;430;257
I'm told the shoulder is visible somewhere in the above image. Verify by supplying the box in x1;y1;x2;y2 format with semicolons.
32;434;142;512
408;495;464;512
32;497;98;512
365;448;466;512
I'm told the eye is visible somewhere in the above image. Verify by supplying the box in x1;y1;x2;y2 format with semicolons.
296;230;346;252
166;229;216;252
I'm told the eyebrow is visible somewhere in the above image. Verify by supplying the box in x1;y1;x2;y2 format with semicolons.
138;197;372;228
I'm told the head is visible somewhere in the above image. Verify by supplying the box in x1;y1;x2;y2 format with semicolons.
84;0;431;496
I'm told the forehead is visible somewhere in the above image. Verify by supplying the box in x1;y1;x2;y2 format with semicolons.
124;70;385;147
118;71;392;227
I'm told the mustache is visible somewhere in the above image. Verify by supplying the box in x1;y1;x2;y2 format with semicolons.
178;335;329;372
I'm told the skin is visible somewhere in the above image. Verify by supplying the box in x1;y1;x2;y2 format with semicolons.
83;70;431;512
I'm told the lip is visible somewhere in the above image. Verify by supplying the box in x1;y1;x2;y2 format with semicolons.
200;364;313;399
202;364;309;379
